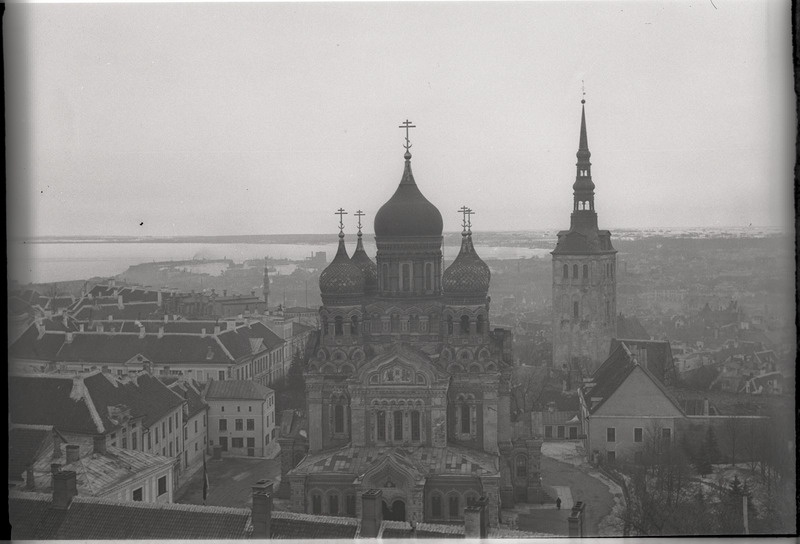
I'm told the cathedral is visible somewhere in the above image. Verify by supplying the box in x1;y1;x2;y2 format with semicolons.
284;125;542;526
551;99;618;375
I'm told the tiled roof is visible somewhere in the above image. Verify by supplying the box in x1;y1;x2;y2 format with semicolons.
8;492;252;539
9;426;53;481
415;522;465;537
55;333;231;364
9;325;66;361
72;302;162;321
9;371;185;433
270;510;359;539
32;440;174;497
291;445;499;477
205;380;273;401
217;321;285;360
168;380;208;419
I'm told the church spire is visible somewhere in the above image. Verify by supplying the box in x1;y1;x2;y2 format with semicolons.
573;93;596;216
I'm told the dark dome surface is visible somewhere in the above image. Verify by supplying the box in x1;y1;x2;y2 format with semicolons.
442;233;490;295
319;236;364;297
350;236;378;294
374;157;443;238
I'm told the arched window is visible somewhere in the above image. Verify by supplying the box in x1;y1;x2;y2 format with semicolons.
431;494;442;518
376;410;386;442
611;262;615;278
572;264;578;278
448;494;460;519
563;264;569;279
425;263;432;291
516;455;528;478
476;315;485;334
573;301;579;320
583;264;589;279
381;264;389;291
393;410;403;441
390;314;400;333
401;263;411;292
334;404;345;434
346;493;356;516
322;316;329;336
312;493;322;514
334;316;343;336
411;410;421;441
350;315;359;336
447;316;454;335
460;403;471;434
460;315;470;335
329;494;339;515
410;315;419;332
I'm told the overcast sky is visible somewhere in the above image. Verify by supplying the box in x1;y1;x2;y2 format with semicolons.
6;1;795;238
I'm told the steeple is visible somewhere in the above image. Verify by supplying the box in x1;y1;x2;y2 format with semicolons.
570;96;598;232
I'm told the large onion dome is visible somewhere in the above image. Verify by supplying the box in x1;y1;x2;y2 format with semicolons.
319;232;364;303
350;231;377;296
374;151;443;237
442;230;490;296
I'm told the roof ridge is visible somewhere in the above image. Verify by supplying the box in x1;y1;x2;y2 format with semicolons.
272;510;360;525
73;494;252;515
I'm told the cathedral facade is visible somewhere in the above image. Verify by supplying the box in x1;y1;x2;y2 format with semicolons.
284;134;541;526
552;101;617;375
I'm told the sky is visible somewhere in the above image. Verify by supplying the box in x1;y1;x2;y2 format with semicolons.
5;1;795;238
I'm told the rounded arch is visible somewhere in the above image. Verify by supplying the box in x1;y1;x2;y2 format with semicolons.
478;348;491;361
468;362;482;373
316;348;328;361
340;363;355;376
351;348;365;363
331;349;347;362
457;349;473;361
320;363;335;374
441;348;454;361
459;314;470;334
485;362;497;372
447;363;464;373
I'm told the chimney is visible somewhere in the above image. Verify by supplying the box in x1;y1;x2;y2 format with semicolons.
97;323;105;333
79;323;85;332
173;314;178;321
36;322;46;340
93;435;107;455
51;463;62;476
464;505;483;539
118;295;124;309
251;480;273;539
164;314;169;323
157;290;163;305
63;313;69;328
158;327;164;339
65;332;74;344
214;325;221;336
223;290;227;297
139;325;146;339
360;489;383;539
107;315;113;321
52;470;78;510
703;398;710;416
251;290;256;297
201;328;206;338
65;444;80;464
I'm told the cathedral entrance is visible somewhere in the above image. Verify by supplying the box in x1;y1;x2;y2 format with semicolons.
382;499;406;522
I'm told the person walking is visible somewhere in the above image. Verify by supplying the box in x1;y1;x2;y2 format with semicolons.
556;497;562;510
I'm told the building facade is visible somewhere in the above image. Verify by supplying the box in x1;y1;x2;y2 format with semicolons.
552;100;617;375
285;134;540;527
205;381;277;458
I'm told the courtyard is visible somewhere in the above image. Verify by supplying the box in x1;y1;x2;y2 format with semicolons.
175;456;281;509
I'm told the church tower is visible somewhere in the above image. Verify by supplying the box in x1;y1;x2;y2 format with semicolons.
551;98;617;375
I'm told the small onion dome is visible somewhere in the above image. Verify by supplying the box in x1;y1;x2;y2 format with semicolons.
442;231;490;296
350;234;377;296
374;153;443;237
573;176;595;192
319;233;364;302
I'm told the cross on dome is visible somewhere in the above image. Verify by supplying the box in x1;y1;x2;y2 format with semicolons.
399;119;416;159
354;209;365;234
335;208;348;234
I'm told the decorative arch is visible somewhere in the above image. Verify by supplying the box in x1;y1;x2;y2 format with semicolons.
485;362;497;372
316;348;328;361
351;348;365;363
468;363;482;373
447;363;464;373
331;349;347;362
477;348;491;361
320;363;335;374
457;349;473;361
340;363;355;376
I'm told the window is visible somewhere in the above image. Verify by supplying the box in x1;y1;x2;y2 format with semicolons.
401;263;411;292
662;428;672;441
432;494;442;518
219;437;228;451
168;417;172;433
312;493;322;515
545;426;553;438
460;404;471;434
334;405;345;434
573;264;578;278
157;476;167;496
218;370;226;380
329;494;339;515
195;420;198;433
476;315;485;334
425;263;432;291
448;495;460;518
634;428;643;443
334;316;343;336
411;411;420;441
235;419;243;431
247;437;255;448
607;451;616;463
265;434;270;445
563;264;569;279
607;428;616;442
232;437;244;448
132;432;138;450
155;427;160;444
122;436;127;449
162;422;166;437
237;406;241;413
222;407;225;412
516;455;527;478
184;428;188;441
583;264;589;279
447;316;454;335
247;419;255;431
393;410;403;441
133;487;143;501
460;315;470;334
346;494;356;516
381;264;389;291
557;426;565;439
350;315;358;336
169;442;173;456
569;426;578;439
573;301;579;320
146;432;151;450
377;411;386;441
219;419;227;431
322;316;329;336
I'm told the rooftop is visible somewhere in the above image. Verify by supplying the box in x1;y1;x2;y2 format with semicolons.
205;379;274;401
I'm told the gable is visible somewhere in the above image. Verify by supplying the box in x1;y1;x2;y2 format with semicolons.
594;366;683;418
354;347;447;387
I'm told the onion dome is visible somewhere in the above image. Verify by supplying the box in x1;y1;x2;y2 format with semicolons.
350;211;378;296
374;150;443;237
319;231;364;303
442;229;490;297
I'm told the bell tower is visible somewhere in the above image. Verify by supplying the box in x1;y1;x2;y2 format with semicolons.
551;96;617;376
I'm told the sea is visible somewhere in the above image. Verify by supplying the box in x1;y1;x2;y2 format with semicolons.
9;240;551;285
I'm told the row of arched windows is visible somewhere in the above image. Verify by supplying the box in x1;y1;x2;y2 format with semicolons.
562;263;590;280
322;312;488;338
309;489;357;517
428;490;480;520
575;199;592;210
380;261;436;293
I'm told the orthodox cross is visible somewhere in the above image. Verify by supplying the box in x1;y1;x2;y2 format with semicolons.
458;206;469;230
354;209;365;232
335;208;348;232
581;80;586;103
399;119;416;151
466;207;475;230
